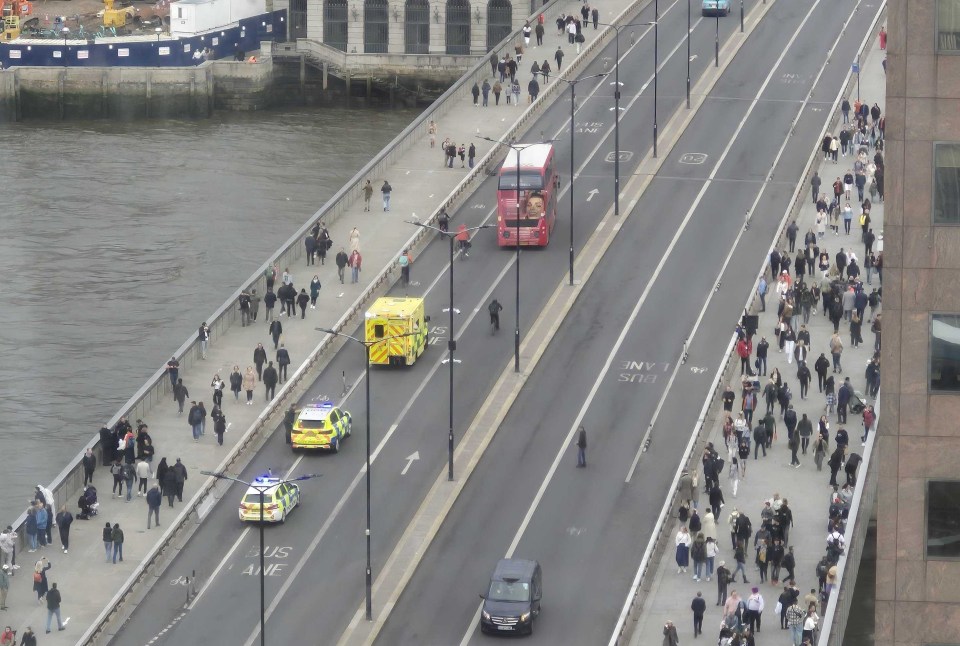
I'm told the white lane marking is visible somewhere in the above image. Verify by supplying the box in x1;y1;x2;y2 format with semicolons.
458;0;837;640
240;259;519;646
401;452;420;476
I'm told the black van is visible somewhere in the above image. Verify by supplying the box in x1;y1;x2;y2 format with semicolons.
479;558;542;636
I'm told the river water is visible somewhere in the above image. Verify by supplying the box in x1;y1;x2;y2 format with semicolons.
0;106;419;524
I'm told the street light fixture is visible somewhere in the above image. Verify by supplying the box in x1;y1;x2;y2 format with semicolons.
408;219;493;481
200;470;321;646
597;19;657;214
315;326;417;621
556;72;608;286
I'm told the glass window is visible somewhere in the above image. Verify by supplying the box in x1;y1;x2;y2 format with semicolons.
931;314;960;390
940;0;960;52
935;144;960;223
928;481;960;558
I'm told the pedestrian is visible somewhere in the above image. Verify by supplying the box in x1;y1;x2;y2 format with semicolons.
675;526;691;573
284;405;296;445
109;460;123;500
263;288;277;322
165;356;180;389
214;411;227;446
173;458;187;502
782;546;796;583
492;80;502;104
197;321;210;359
575;425;587;467
162;464;177;508
349;250;362;283
33;558;50;601
554;46;564;70
541;60;551;83
528;76;540;102
243;366;256;404
188;401;202;442
522;20;531;46
251;288;261;319
44;581;66;634
471;81;480;106
535;21;544;45
399;249;412;287
511;78;521;105
810;172;821;204
211;374;224;408
269;318;283;349
489;51;498;76
381;180;392;211
54;506;72;554
111;523;124;564
19;628;37;646
263;361;279;401
787;598;805;644
663;620;679;646
803;605;820;642
277;345;291;383
173;379;188;415
691;591;706;637
239;289;253;326
358;180;373;214
297;288;309;318
789;429;801;467
80;448;97;487
136;458;151;497
481;79;491;106
468;143;476;169
716;561;730;605
333;247;349;284
310;275;321;308
592;6;598;28
691;532;707;581
745;586;765;633
147;485;162;529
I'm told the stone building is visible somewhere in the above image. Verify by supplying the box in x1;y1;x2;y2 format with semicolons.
291;0;536;54
878;1;960;645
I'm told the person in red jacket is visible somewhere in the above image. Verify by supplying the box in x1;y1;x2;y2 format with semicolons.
861;404;876;445
736;338;753;376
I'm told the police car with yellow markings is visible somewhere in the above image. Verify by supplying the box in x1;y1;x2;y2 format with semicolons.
238;474;301;524
290;400;352;453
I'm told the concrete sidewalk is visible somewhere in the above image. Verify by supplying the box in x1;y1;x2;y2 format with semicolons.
0;1;645;643
627;27;886;646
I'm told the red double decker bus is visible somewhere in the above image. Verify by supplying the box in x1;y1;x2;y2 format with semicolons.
497;143;559;247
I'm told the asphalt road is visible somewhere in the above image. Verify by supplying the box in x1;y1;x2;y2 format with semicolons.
372;0;880;644
110;0;837;643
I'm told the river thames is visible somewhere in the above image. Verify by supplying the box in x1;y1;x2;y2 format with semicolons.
0;106;419;523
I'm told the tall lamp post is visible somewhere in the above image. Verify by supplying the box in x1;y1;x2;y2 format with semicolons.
597;19;657;215
715;14;720;67
200;470;321;646
408;219;493;480
315;327;417;620
686;0;691;108
556;72;608;285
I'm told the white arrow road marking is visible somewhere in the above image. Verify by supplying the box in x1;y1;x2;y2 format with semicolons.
586;189;600;201
401;452;420;475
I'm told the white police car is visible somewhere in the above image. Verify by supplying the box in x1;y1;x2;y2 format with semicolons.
238;475;301;523
291;400;352;452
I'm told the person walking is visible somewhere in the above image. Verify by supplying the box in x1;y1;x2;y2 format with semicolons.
310;275;321;308
165;356;180;389
211;374;224;408
663;620;679;646
492;80;502;105
362;179;373;212
381;180;392;211
54;507;72;554
263;362;279;401
162;463;177;508
111;524;124;564
716;561;730;605
81;448;96;487
44;582;64;634
229;365;243;403
0;565;7;610
276;345;291;384
576;426;587;467
471;81;480;106
527;76;540;103
147;485;162;529
239;290;252;326
335;247;349;284
676;526;691;573
214;411;227;446
297;289;309;318
399;249;412;287
173;379;188;415
253;343;267;381
554;46;564;70
173;458;187;502
242;366;256;405
136;458;151;497
691;591;706;637
32;558;50;602
197;322;210;359
349;250;362;284
188;402;202;442
269;318;283;350
263;288;277;322
481;79;491;106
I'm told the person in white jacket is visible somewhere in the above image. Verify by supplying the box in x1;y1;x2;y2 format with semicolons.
135;459;153;497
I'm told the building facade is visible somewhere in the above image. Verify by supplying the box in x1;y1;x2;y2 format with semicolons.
292;0;534;54
878;1;960;645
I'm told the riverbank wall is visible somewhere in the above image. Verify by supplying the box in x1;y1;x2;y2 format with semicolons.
0;47;277;121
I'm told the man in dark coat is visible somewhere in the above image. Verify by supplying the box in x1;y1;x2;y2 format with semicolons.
172;458;188;502
276;344;291;383
269;319;283;350
99;425;115;466
263;362;279;401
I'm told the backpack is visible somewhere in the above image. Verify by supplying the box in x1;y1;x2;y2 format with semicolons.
34;571;42;583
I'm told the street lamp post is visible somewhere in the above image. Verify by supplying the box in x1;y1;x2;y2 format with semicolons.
556;72;608;286
316;327;417;620
653;0;659;158
201;470;320;646
597;21;656;214
686;0;691;109
408;219;492;480
740;0;745;32
715;14;720;67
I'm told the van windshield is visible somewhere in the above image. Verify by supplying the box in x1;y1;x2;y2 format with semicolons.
487;580;530;602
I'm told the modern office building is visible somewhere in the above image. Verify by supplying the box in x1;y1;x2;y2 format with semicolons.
878;1;960;645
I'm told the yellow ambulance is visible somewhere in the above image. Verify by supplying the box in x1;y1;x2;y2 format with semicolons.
364;297;430;367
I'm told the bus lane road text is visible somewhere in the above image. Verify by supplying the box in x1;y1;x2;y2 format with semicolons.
617;360;670;384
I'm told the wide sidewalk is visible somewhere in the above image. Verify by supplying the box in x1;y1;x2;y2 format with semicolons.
0;3;642;644
628;31;886;646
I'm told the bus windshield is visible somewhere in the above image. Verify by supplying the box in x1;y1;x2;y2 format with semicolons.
498;171;544;191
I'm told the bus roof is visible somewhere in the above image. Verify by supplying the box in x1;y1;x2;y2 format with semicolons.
500;144;554;172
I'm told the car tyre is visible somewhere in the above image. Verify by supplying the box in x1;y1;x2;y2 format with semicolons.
331;437;339;453
280;509;286;524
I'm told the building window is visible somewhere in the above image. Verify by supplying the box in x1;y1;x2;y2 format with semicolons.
934;144;960;224
939;0;960;52
928;481;960;558
931;314;960;390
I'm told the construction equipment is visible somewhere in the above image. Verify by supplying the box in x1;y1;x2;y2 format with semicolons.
1;0;32;41
100;0;136;28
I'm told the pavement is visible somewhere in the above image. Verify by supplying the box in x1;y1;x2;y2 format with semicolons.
626;25;887;646
0;0;663;642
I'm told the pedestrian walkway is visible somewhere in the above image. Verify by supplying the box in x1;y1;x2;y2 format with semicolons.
0;1;651;642
627;25;886;646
